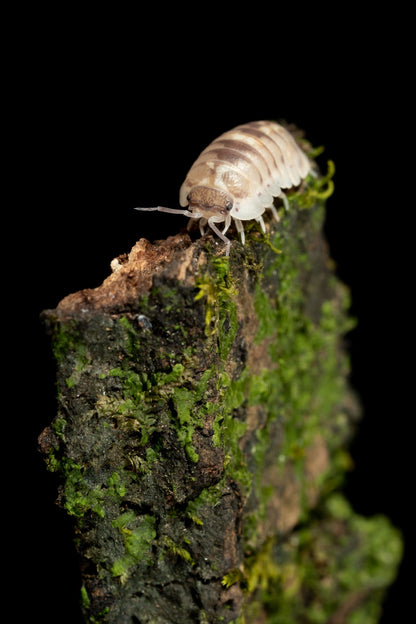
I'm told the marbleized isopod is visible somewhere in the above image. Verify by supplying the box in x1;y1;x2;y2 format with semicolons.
136;120;312;255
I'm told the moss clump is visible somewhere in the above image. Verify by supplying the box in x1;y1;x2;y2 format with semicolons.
50;319;91;388
248;205;354;499
293;159;336;210
50;319;83;363
160;535;195;566
47;454;130;519
195;256;238;360
103;367;158;445
103;359;216;463
111;512;156;584
243;494;403;624
56;457;106;518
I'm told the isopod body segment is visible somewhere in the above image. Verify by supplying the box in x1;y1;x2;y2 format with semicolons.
136;120;312;255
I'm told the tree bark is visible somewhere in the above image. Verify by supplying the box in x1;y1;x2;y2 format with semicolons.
40;165;402;623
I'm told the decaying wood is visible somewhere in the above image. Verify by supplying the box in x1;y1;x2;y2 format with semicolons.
40;180;402;623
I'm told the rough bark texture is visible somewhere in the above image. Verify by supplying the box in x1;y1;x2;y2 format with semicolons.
40;164;402;623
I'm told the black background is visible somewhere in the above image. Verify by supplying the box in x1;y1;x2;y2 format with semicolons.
11;7;412;623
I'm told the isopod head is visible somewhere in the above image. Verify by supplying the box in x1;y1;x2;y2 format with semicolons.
185;186;233;220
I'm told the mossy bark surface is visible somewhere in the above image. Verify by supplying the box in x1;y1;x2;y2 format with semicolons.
40;163;402;623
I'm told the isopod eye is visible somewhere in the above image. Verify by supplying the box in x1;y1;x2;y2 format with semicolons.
226;201;233;211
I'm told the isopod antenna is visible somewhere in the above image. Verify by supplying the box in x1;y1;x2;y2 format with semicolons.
134;206;194;217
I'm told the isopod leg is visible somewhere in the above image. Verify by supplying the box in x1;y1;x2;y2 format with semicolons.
256;216;266;233
279;192;290;212
234;218;245;246
267;203;281;223
207;218;231;256
266;193;288;222
197;217;208;236
221;214;232;236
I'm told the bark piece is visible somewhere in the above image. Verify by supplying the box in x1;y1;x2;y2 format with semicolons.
40;166;402;623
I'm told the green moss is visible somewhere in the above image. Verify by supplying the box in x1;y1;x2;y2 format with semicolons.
201;215;353;542
274;296;348;461
50;320;82;363
111;513;156;584
324;494;404;589
242;494;402;623
185;506;204;526
154;362;185;385
215;410;251;495
53;417;67;441
172;386;202;463
103;353;218;463
88;608;110;624
203;201;354;515
253;284;277;345
185;480;225;520
118;315;140;357
291;160;335;210
222;568;247;589
65;348;90;388
80;585;90;610
245;539;280;595
49;319;91;388
195;256;238;359
103;368;156;444
45;448;60;472
106;471;127;498
162;365;216;462
245;210;355;516
127;446;160;475
47;454;130;519
58;458;106;518
161;535;195;566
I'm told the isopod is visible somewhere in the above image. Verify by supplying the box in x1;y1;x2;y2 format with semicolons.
136;120;311;255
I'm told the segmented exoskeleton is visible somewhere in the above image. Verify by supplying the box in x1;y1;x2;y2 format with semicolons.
136;120;311;255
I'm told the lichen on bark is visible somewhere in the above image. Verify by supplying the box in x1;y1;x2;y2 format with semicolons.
40;158;402;623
